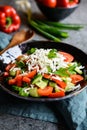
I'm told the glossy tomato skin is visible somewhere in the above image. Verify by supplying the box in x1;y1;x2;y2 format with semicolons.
70;74;84;84
74;0;79;3
59;51;74;62
43;0;57;8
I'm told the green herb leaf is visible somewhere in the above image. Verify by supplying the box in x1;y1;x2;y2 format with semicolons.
54;68;69;77
27;48;36;55
47;49;57;59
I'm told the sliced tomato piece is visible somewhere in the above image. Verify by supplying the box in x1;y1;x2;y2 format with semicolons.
59;51;74;62
70;74;84;84
52;77;66;89
15;75;23;87
8;78;16;85
22;76;31;83
48;91;65;98
37;86;53;96
3;72;9;77
43;73;52;79
26;69;37;78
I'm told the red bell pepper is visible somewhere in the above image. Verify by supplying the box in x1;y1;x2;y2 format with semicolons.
0;5;21;33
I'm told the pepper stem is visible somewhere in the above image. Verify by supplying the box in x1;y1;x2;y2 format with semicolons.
6;17;12;28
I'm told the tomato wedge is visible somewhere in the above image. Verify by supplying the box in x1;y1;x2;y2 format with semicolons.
37;86;53;96
48;91;65;98
59;51;74;62
70;74;84;84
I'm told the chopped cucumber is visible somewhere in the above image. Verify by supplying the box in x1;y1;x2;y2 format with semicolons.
49;81;59;92
35;79;48;89
9;70;16;76
32;74;42;84
29;88;40;97
75;67;82;74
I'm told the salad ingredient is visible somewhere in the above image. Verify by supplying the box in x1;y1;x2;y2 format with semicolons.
59;51;74;62
29;88;40;97
37;86;53;96
51;78;67;89
70;74;84;84
0;5;21;33
29;19;83;41
48;90;65;98
43;21;84;30
29;20;61;42
25;69;37;78
42;0;57;8
4;48;84;98
34;20;69;38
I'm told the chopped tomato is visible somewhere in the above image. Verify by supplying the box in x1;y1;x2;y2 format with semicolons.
70;74;84;84
22;76;31;83
5;63;16;71
37;86;53;96
15;75;23;87
43;73;52;79
52;77;66;89
43;0;57;8
5;64;12;71
8;78;16;85
26;69;37;78
48;91;65;98
59;51;74;62
3;72;9;77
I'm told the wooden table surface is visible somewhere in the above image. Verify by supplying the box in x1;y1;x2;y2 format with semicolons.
0;0;87;130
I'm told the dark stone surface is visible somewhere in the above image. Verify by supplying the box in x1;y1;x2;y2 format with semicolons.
0;0;87;130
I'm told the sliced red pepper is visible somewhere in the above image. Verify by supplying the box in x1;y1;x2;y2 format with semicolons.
48;91;65;98
0;5;21;33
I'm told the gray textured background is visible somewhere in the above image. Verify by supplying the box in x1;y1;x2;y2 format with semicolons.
0;0;87;130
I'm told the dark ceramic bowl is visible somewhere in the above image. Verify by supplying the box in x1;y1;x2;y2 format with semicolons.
0;41;87;102
35;0;81;21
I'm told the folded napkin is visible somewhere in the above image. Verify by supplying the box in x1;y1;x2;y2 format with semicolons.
0;87;87;130
0;32;12;51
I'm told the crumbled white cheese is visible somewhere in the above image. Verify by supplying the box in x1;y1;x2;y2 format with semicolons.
26;48;68;74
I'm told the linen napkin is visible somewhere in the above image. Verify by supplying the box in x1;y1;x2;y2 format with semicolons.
0;87;87;130
0;32;12;51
